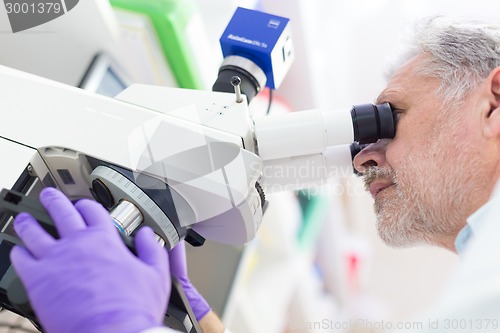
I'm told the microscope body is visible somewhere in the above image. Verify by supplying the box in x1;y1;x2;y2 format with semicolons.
0;65;265;250
0;65;272;331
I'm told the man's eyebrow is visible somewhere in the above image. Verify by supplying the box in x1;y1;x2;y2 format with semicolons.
375;92;388;105
375;90;404;106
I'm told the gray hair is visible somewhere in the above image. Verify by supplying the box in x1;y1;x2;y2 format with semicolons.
392;17;500;104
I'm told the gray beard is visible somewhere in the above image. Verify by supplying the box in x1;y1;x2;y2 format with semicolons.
363;148;476;249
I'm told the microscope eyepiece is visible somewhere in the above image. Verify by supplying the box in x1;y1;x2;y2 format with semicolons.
351;102;395;144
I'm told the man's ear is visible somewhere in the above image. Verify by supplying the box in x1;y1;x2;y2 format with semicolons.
483;67;500;138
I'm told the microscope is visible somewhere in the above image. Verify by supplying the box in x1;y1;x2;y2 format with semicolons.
0;7;395;333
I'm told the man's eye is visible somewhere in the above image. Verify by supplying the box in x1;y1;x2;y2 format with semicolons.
392;109;403;127
392;108;403;116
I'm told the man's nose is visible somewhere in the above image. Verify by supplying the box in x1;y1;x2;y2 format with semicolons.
353;139;390;174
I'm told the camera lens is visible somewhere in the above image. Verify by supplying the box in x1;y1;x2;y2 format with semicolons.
351;102;395;144
212;56;267;104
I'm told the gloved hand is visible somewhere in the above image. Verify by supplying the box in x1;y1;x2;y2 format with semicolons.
169;241;211;321
10;187;170;333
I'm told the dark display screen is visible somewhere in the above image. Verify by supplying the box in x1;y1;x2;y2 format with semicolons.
0;240;14;278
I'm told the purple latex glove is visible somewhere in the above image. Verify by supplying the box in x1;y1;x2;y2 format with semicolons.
169;241;211;321
10;187;170;333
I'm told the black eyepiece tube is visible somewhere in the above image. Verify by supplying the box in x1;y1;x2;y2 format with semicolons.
351;102;395;144
350;142;368;161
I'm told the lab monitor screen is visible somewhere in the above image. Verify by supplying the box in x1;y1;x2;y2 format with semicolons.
78;53;129;97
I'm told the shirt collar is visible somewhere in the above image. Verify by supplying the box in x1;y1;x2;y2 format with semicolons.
455;203;488;256
454;182;500;256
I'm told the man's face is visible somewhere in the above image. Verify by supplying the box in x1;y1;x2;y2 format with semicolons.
353;54;487;250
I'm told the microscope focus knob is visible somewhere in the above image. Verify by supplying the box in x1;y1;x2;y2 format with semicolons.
255;182;266;208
